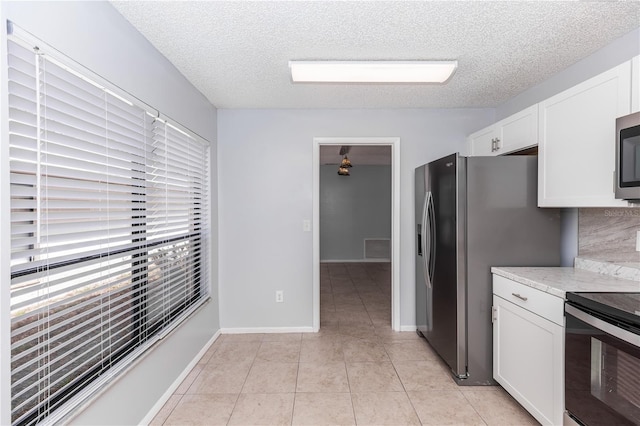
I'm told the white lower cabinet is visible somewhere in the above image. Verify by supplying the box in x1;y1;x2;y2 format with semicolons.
492;275;564;426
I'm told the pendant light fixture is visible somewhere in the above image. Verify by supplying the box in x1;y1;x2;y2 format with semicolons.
337;165;350;176
338;146;352;176
338;155;352;175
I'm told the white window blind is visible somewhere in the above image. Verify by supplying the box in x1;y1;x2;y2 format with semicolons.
7;33;209;426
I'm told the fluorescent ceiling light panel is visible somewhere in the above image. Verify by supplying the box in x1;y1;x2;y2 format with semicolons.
289;60;457;83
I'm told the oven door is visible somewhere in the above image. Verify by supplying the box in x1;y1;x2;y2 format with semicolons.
565;304;640;425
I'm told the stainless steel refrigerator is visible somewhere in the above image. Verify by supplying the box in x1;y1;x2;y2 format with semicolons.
415;153;561;385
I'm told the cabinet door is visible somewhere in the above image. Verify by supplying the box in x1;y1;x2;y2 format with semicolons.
469;106;539;157
469;125;497;156
538;62;631;207
493;295;564;426
497;105;538;154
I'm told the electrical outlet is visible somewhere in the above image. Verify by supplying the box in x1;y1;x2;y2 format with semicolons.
303;219;311;232
275;290;284;303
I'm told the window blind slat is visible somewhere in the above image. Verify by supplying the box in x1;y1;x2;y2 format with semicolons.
40;122;148;161
13;271;144;323
10;178;147;198
18;163;145;186
12;267;148;325
7;47;36;72
42;100;151;149
12;287;137;356
10;198;142;211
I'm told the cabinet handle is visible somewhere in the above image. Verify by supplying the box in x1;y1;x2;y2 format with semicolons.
511;293;528;301
491;138;496;152
495;137;500;151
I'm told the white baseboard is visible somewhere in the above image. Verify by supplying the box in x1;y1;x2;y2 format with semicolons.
320;259;391;263
400;325;417;332
221;326;315;334
140;329;221;425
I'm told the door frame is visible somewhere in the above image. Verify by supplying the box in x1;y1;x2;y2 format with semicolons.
313;137;401;331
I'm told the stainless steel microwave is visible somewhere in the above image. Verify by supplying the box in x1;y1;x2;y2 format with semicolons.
615;111;640;201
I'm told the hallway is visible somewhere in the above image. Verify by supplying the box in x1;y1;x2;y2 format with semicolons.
150;263;536;425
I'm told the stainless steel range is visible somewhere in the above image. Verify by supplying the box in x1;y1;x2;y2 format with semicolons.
564;292;640;425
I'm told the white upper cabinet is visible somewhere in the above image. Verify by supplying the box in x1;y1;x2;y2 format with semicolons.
632;55;639;113
468;105;538;156
538;61;631;207
468;125;496;156
497;105;539;154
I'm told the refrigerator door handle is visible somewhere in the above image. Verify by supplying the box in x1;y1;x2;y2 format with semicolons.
421;192;430;288
423;191;436;289
426;191;436;285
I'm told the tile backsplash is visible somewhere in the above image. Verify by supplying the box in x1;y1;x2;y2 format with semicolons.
578;208;640;262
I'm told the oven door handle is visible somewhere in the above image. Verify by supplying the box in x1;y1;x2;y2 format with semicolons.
566;304;640;347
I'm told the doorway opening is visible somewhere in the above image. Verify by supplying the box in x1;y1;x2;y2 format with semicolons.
312;137;400;332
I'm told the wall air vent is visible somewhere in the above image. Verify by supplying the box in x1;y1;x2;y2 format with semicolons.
364;238;391;261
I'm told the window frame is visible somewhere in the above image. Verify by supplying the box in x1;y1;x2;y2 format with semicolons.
5;23;211;426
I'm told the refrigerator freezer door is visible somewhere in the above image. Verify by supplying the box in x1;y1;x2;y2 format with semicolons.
425;153;467;378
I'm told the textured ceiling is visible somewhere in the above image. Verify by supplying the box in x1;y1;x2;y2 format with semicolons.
110;1;640;109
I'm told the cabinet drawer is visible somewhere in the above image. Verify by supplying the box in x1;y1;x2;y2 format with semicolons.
493;275;564;326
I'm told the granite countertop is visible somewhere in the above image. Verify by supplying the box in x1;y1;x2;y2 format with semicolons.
491;266;640;299
574;257;640;281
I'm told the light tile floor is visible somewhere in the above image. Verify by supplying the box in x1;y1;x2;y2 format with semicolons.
151;262;539;425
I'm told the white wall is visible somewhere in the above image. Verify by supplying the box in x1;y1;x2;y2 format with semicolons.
0;2;219;425
218;108;494;330
320;165;391;261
